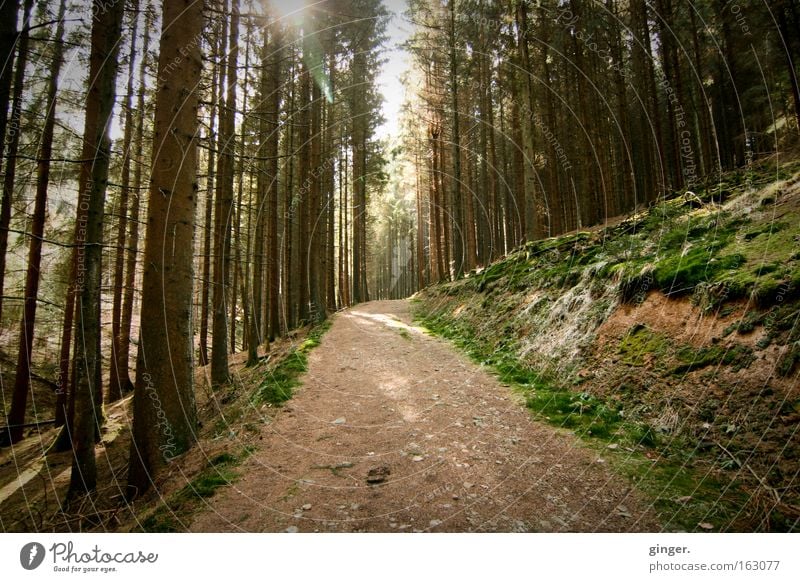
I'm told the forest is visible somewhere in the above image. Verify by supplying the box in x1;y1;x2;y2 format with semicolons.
0;0;798;533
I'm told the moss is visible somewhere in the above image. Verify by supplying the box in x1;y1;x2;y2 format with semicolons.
673;343;755;375
653;248;744;296
252;319;331;405
209;452;237;466
614;452;751;532
630;422;659;448
253;351;306;405
618;265;654;304
618;324;670;367
777;343;800;377
140;447;252;532
751;278;785;308
742;221;787;241
733;312;763;334
188;469;237;498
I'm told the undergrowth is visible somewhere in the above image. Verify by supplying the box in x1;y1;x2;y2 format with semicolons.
141;319;333;532
413;160;800;530
463;160;800;315
252;319;332;405
140;446;256;532
414;307;757;532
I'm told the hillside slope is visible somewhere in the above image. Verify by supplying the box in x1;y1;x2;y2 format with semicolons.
413;158;800;532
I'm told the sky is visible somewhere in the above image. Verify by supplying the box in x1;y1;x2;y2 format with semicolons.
374;0;413;141
105;0;414;145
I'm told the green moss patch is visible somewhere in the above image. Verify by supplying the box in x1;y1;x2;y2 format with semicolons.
252;319;332;405
140;446;255;532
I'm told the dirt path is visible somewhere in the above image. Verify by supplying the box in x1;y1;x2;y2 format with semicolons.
190;300;659;532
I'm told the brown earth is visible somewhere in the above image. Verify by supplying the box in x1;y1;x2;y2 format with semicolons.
189;300;659;532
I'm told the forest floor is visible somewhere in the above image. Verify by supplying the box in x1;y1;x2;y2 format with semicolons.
188;300;658;532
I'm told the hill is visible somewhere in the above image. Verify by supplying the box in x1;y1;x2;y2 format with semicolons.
413;157;800;531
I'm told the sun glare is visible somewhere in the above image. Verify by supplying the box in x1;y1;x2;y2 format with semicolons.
270;0;305;25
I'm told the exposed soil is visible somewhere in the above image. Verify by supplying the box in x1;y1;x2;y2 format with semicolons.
190;300;659;532
589;291;800;528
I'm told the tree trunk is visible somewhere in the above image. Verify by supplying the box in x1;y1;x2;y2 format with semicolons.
297;34;311;320
0;0;20;267
778;3;800;131
0;0;33;325
6;0;66;445
68;0;125;499
515;0;539;242
325;46;337;311
0;0;20;172
351;49;367;303
109;0;141;402
284;50;297;330
211;0;238;385
267;23;282;340
118;3;153;399
308;24;325;323
448;0;465;276
231;17;251;354
199;18;221;368
127;0;202;499
247;15;273;366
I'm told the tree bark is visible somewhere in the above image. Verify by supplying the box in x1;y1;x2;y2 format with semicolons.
448;0;465;276
127;0;201;499
109;0;141;402
118;3;153;400
6;0;66;445
267;23;282;340
0;0;33;325
199;18;221;368
210;0;238;385
247;15;273;365
68;0;125;498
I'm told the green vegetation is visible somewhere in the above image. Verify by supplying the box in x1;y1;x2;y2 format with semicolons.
140;447;255;532
463;162;800;316
414;308;765;531
673;343;755;375
413;161;800;532
417;311;661;449
252;319;332;405
618;325;670;367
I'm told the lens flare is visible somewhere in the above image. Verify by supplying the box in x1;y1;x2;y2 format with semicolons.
270;0;305;25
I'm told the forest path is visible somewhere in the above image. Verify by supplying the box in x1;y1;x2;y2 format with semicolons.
190;300;658;532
